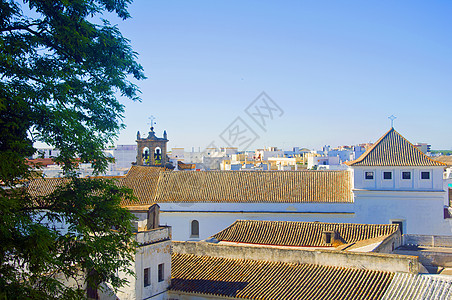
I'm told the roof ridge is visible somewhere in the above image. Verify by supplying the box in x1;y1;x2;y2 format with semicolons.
345;128;394;166
232;219;398;227
346;128;446;167
400;131;448;167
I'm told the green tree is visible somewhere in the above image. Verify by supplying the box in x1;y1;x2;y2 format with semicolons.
0;0;144;298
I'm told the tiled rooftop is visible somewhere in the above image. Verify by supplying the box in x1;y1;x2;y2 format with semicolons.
382;273;452;300
170;252;394;300
212;220;399;247
153;170;353;203
434;155;452;166
26;167;353;204
117;166;165;206
346;128;445;167
27;177;70;197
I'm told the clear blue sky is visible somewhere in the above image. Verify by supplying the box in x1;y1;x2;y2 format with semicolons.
111;1;451;151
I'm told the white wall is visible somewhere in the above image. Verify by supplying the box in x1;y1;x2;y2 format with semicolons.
134;239;171;300
159;202;355;241
353;190;452;235
100;227;172;300
352;166;444;191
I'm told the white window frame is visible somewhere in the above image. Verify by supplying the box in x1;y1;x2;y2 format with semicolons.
420;171;430;180
383;171;392;180
364;171;374;180
401;171;411;180
158;263;164;282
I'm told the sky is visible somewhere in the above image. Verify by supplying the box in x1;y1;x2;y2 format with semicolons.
109;1;451;151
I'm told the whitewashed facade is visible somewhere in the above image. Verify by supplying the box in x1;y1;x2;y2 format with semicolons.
155;128;452;241
99;206;171;300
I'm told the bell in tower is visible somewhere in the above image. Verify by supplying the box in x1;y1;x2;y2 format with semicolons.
135;117;169;167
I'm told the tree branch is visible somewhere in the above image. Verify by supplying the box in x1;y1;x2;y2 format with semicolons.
0;21;44;33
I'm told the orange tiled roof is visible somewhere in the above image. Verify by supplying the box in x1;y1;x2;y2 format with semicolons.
117;166;166;206
212;220;399;247
26;158;56;167
27;178;70;197
382;273;452;300
170;252;394;300
433;155;452;166
153;170;353;203
346;128;445;167
178;161;196;170
25;166;165;206
25;167;353;204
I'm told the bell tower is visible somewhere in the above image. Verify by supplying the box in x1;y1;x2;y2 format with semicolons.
136;124;169;166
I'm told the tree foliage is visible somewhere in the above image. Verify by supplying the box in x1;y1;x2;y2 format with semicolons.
0;0;144;298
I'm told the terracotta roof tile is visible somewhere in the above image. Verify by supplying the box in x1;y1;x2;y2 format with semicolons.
153;170;353;203
117;166;166;206
212;220;399;247
433;155;452;166
177;161;196;170
382;273;452;300
25;166;165;206
346;128;445;167
27;178;70;197
26;158;56;167
170;253;394;300
25;167;353;205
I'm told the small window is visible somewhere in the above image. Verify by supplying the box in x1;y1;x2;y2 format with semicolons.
158;264;164;282
392;221;404;235
322;231;335;244
191;220;199;237
402;172;411;180
421;171;430;180
383;172;392;180
365;171;374;180
144;267;150;287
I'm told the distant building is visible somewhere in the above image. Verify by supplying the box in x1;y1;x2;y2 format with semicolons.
414;143;431;154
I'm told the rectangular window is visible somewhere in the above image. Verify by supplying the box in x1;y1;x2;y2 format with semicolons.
322;231;332;244
392;221;404;235
144;267;150;287
365;171;374;180
158;264;164;282
383;171;392;180
421;171;430;180
402;172;411;180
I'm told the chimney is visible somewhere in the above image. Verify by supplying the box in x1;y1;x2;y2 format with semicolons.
146;204;160;230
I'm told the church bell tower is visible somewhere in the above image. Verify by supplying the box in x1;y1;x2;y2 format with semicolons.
136;125;169;166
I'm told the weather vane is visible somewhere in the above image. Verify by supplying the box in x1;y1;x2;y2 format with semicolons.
388;115;397;128
148;115;156;129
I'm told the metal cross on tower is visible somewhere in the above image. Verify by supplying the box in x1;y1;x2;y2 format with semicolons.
388;115;397;128
148;115;156;129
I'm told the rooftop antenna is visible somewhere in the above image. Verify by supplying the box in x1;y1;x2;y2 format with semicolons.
388;115;397;128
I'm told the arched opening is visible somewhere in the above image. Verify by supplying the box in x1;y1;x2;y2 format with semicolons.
142;147;150;165
190;220;199;237
154;147;162;165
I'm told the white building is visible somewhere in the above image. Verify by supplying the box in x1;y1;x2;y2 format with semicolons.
32;145;137;177
99;204;171;300
307;155;342;170
117;128;451;240
31;128;452;241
